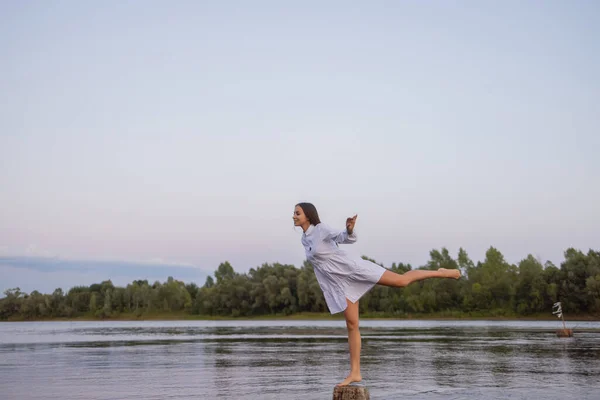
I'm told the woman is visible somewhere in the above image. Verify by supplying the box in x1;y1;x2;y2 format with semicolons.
293;202;460;387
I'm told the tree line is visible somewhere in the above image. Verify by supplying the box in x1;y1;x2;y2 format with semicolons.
1;247;599;320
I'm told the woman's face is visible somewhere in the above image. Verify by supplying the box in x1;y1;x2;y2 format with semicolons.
293;205;309;227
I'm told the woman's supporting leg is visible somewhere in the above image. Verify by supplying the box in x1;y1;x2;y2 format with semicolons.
337;298;362;387
377;268;460;288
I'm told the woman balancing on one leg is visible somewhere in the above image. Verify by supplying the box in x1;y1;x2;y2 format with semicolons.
293;202;461;387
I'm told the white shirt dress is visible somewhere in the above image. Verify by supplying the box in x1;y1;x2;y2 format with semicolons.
301;223;386;314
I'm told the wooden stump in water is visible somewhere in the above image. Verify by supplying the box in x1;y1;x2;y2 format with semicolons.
332;385;370;400
557;328;573;337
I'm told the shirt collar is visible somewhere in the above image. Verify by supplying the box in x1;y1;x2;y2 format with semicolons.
304;224;315;236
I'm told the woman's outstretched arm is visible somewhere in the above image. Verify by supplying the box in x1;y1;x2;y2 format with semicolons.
321;215;358;244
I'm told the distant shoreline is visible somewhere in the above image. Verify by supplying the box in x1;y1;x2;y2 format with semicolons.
2;311;598;322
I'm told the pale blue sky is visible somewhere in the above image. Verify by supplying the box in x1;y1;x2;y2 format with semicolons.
1;1;599;294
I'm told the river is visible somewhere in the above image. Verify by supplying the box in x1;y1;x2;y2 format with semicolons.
1;320;599;399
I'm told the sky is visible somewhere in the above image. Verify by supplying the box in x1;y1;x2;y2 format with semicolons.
1;1;599;294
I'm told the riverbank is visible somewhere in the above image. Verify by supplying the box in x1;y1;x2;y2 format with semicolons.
2;311;598;322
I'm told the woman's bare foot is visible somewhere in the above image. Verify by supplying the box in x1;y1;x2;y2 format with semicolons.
336;373;362;387
439;268;461;279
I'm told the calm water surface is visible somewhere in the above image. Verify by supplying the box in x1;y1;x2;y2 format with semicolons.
1;320;599;399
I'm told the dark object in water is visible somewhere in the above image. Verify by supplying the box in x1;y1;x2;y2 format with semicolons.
557;328;573;337
552;302;573;338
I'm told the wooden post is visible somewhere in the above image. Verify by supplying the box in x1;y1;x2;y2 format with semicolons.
332;386;370;400
556;328;573;337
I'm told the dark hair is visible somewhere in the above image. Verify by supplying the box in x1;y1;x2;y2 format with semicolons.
296;202;321;225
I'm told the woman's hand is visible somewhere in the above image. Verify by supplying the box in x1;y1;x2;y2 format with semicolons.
346;214;357;235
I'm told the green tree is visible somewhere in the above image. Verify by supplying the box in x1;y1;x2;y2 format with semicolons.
515;255;546;314
90;293;98;313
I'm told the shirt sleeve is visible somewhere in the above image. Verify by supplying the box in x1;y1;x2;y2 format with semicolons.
319;223;357;244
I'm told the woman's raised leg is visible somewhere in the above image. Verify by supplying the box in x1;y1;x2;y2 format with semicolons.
377;268;460;288
337;298;362;387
